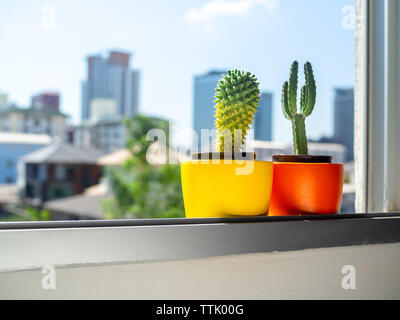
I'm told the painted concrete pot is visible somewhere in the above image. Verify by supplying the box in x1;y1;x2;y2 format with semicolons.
181;153;273;218
268;155;343;216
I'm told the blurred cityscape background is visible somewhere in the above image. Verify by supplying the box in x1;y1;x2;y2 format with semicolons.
0;0;355;221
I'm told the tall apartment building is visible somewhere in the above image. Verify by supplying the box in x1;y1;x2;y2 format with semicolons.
193;70;226;150
0;92;9;110
81;50;140;121
333;88;354;162
254;92;273;141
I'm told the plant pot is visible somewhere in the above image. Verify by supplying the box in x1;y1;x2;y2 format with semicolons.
181;152;273;218
268;155;343;216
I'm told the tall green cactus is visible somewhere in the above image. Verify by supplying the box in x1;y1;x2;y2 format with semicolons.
281;61;316;155
215;70;260;152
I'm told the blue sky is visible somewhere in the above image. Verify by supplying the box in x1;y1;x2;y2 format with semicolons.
0;0;355;144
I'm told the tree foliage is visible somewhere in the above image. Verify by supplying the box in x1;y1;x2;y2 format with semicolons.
102;114;185;219
25;206;51;221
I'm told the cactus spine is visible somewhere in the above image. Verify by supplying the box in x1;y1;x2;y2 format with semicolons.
281;61;316;155
215;70;260;152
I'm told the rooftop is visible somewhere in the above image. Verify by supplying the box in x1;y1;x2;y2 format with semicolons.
43;182;110;219
21;143;104;164
0;105;68;117
0;132;52;145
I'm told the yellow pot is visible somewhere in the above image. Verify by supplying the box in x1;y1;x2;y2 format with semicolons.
181;159;273;218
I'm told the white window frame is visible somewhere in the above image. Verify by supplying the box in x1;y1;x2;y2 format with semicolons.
355;0;400;213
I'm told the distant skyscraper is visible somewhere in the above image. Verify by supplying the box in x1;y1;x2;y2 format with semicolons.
81;50;140;121
254;92;273;141
31;92;60;110
333;88;354;162
193;70;226;150
0;92;9;110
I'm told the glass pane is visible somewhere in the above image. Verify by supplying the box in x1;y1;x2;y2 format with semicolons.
0;0;356;221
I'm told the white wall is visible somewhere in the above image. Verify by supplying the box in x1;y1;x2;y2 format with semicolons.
1;242;399;299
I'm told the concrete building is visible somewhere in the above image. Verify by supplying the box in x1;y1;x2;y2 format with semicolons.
0;133;51;184
254;92;273;141
19;143;103;204
31;92;60;110
333;88;354;162
74;116;126;154
0;105;68;140
193;70;226;151
81;50;140;121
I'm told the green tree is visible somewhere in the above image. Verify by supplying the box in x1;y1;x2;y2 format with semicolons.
102;114;185;219
25;206;51;221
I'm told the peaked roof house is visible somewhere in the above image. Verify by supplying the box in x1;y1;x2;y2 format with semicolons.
18;143;104;206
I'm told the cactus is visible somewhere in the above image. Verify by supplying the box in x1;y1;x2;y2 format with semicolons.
214;70;260;152
281;61;316;155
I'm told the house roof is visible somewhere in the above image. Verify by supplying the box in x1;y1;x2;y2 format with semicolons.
21;143;104;164
43;193;107;219
98;149;132;166
43;181;110;219
0;132;52;145
0;184;18;205
97;144;190;166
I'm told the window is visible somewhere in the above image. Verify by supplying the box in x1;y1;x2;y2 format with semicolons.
0;0;398;223
5;176;14;183
6;160;14;168
54;165;66;181
66;167;76;182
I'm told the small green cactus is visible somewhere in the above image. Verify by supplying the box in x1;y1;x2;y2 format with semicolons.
281;61;316;155
215;70;260;152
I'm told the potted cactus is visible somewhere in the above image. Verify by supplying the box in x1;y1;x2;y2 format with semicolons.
181;70;273;218
268;61;344;216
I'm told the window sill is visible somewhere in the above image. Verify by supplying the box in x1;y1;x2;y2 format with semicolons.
1;213;400;272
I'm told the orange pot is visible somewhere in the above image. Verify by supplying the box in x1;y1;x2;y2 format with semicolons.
268;157;343;216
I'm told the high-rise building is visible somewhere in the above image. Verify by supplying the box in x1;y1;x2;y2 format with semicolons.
0;92;9;110
333;88;354;162
254;92;273;141
31;92;60;110
193;70;226;150
81;50;140;121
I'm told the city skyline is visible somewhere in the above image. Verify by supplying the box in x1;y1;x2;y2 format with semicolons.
0;0;355;144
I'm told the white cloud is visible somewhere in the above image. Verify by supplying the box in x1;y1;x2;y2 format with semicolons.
185;0;279;25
